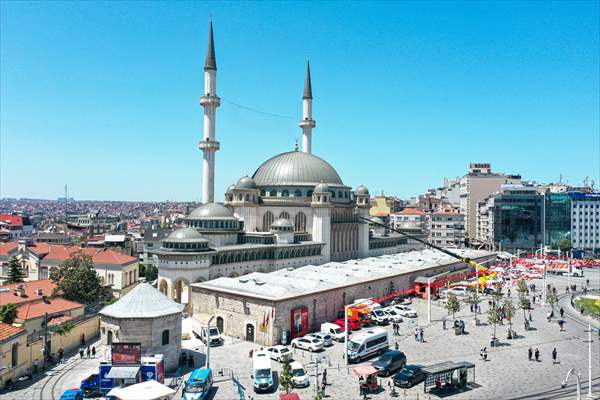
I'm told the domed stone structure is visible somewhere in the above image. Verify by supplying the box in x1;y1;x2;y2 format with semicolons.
99;283;184;370
253;151;343;186
314;182;330;193
235;176;258;190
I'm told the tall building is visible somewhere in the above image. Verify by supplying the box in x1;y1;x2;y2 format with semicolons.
570;192;600;253
426;210;465;248
475;195;495;245
459;163;520;241
544;193;571;248
492;185;543;251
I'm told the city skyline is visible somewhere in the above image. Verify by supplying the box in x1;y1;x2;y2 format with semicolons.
1;1;598;201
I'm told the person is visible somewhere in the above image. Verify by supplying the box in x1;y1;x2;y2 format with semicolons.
395;342;399;351
534;348;540;361
86;346;91;358
435;376;441;390
188;354;194;368
443;317;447;330
420;328;424;342
79;348;84;359
359;376;365;396
586;278;590;286
532;294;536;304
181;352;187;366
528;347;533;361
508;289;511;297
321;380;326;397
26;367;32;379
560;307;564;318
558;320;565;331
322;369;327;386
552;348;557;364
91;346;96;358
547;311;552;322
33;359;39;374
566;285;570;293
528;311;533;322
414;328;418;341
58;348;64;362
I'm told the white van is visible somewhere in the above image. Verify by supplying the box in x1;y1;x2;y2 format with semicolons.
321;322;344;342
347;328;388;363
251;351;274;393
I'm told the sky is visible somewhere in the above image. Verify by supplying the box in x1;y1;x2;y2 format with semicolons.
1;1;599;202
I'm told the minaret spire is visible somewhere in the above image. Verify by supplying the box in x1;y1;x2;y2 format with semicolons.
199;19;221;204
299;60;316;153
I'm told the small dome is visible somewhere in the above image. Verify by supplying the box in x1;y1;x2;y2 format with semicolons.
271;218;293;229
225;184;235;194
164;227;207;242
355;185;369;195
314;182;330;193
235;176;257;190
398;221;421;231
186;203;237;220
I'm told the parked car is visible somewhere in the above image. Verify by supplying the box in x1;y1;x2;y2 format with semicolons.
334;317;361;331
59;389;84;400
442;286;469;298
321;322;344;342
290;361;310;388
291;336;324;352
266;345;292;362
392;305;417;318
372;350;407;377
382;307;403;323
370;309;389;325
393;365;426;388
306;332;333;347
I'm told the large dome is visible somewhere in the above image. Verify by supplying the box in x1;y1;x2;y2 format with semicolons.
252;151;344;187
186;203;237;220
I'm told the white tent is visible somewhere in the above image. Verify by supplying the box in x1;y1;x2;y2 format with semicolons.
106;379;175;400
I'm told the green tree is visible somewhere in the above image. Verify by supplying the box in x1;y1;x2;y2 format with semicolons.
445;292;461;319
503;297;516;327
144;265;158;282
50;252;105;304
516;280;530;320
547;288;558;311
50;321;75;336
279;358;293;394
558;239;572;254
488;293;502;339
0;304;18;324
5;257;25;284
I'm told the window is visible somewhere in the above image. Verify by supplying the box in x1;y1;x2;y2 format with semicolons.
162;329;170;345
294;189;302;197
282;190;289;197
269;189;277;197
11;343;18;367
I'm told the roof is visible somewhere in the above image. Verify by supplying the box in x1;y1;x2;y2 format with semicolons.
106;379;174;400
252;151;345;187
421;361;475;375
353;365;378;376
189;368;212;383
235;176;258;190
0;280;57;306
163;228;207;242
106;366;141;379
0;322;26;342
0;242;18;257
271;218;293;229
193;249;494;301
204;20;217;71
398;208;426;215
0;214;29;226
303;61;312;99
16;297;83;320
355;185;369;195
186;203;237;220
28;243;137;266
100;282;184;319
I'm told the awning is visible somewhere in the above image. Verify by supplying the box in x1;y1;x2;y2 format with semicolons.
353;364;378;377
106;380;175;400
279;393;301;400
106;366;140;379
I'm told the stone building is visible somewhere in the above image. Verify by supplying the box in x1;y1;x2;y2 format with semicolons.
99;283;184;370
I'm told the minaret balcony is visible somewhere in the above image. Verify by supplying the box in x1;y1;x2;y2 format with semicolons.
200;95;221;107
299;119;316;129
198;140;221;151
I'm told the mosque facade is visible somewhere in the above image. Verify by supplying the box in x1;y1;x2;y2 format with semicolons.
157;22;424;306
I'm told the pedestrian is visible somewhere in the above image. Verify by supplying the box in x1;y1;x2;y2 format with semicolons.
79;348;84;359
546;311;552;322
566;285;570;293
534;348;540;361
58;347;64;362
86;346;91;358
414;328;418;341
92;346;96;358
420;328;424;342
359;376;365;396
528;347;533;361
443;318;447;330
581;307;584;315
528;312;532;322
33;359;39;374
322;369;327;386
508;289;511;298
395;342;399;351
552;348;557;364
586;278;589;286
188;354;194;368
558;320;565;331
321;380;326;397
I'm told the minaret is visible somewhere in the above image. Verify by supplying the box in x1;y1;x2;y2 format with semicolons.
199;19;221;204
299;61;316;153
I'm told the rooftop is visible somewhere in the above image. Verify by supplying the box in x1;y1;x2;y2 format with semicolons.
396;208;426;215
100;282;184;319
0;322;26;342
193;248;494;301
0;279;58;306
28;243;137;266
16;297;83;320
0;242;18;257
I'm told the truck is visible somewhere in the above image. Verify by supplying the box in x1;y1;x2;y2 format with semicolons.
191;320;224;346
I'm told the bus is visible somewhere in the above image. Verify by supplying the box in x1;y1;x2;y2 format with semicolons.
252;351;274;393
347;328;388;363
183;368;213;400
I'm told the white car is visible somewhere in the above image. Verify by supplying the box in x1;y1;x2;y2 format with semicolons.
382;307;403;323
265;345;292;362
306;332;333;347
291;336;324;352
443;286;469;298
370;309;389;325
393;305;417;318
290;361;310;388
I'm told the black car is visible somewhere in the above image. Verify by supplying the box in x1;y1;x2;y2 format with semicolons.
393;365;426;388
372;350;406;377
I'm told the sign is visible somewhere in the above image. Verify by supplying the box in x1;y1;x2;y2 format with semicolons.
290;306;309;339
140;359;164;384
111;342;141;365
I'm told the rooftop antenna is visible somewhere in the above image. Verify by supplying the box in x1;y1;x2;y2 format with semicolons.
559;174;563;184
64;184;68;220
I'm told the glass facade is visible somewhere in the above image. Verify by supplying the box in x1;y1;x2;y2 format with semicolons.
544;193;571;248
493;191;544;251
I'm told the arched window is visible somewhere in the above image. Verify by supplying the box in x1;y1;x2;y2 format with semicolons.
245;194;250;201
11;343;18;367
307;190;313;197
269;189;277;197
294;189;302;197
263;211;274;230
161;329;169;346
282;190;289;197
294;212;307;232
260;189;265;197
279;211;290;221
331;191;336;198
338;191;343;198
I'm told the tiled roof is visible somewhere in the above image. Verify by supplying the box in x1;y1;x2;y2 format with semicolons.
47;315;74;326
0;280;57;306
397;208;426;215
0;242;18;257
0;214;25;226
0;322;26;342
16;298;83;320
28;243;137;266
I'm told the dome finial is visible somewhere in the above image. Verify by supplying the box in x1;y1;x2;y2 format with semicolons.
294;138;299;151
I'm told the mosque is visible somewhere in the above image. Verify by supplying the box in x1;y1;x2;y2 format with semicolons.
156;22;425;306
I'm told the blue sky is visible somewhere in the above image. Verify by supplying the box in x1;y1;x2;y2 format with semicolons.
1;1;598;201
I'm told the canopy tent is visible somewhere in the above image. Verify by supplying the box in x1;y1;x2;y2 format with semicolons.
352;364;378;377
106;379;175;400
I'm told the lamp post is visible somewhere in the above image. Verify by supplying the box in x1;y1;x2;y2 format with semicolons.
586;324;594;399
206;315;215;369
344;301;361;366
427;277;432;323
562;368;582;400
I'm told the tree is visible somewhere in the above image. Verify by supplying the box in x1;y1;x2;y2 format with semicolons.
487;293;502;339
279;358;293;394
547;288;558;310
50;252;105;304
516;280;530;320
445;292;461;319
0;304;18;324
503;297;516;327
5;257;25;284
144;265;158;282
50;321;75;336
558;239;572;254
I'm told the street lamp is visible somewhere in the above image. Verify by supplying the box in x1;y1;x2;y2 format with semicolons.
344;301;362;366
205;315;215;369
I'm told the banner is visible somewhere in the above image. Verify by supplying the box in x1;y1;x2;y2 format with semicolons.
111;342;142;365
290;306;309;338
